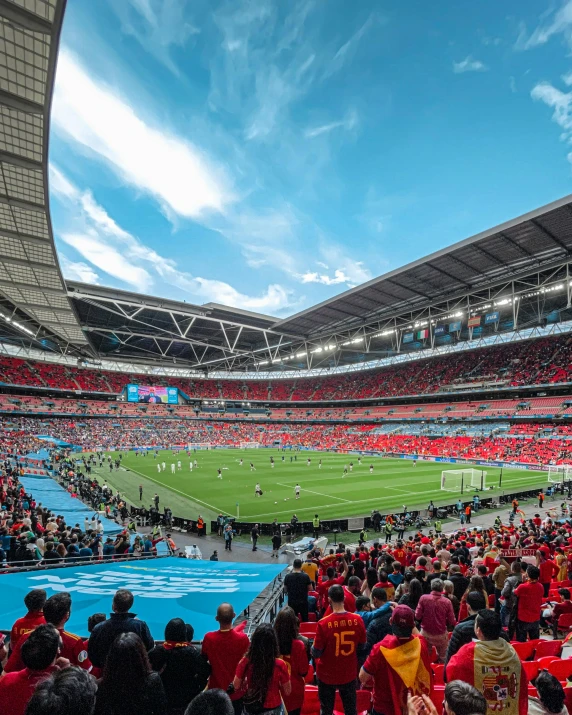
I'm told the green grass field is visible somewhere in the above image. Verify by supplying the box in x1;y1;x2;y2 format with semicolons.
87;449;550;526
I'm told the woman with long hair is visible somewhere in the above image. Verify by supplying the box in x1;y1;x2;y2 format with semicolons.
233;623;291;715
94;632;167;715
458;576;489;621
361;567;379;600
398;578;423;611
395;571;414;602
274;608;309;715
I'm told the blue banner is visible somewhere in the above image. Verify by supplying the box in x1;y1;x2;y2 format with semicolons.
0;558;284;641
485;311;500;324
127;384;139;402
449;321;461;332
403;332;414;343
167;387;179;404
434;325;446;336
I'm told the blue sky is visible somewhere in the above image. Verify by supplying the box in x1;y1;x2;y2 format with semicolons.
48;0;572;316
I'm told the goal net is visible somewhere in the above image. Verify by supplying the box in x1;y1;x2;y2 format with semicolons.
441;468;487;492
188;443;211;450
548;465;572;483
240;441;261;449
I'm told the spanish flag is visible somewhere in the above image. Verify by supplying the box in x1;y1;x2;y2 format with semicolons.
378;635;432;710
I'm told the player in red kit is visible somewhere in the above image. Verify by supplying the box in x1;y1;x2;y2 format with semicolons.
311;584;367;715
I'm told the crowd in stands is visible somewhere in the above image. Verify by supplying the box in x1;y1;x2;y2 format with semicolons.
6;508;572;715
2;332;572;402
3;416;572;465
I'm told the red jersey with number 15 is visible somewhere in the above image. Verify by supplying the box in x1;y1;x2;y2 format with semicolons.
313;611;366;685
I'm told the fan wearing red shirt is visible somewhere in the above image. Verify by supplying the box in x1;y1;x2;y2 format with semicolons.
392;542;407;567
323;578;361;616
317;561;349;611
274;608;310;715
4;592;90;674
0;624;61;715
202;603;249;715
10;589;46;650
311;584;367;715
537;554;559;597
514;566;545;642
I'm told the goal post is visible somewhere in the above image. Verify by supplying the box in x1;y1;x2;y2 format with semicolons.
187;442;211;450
239;441;261;449
548;465;572;483
441;468;487;493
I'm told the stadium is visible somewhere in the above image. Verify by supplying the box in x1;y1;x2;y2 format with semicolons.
2;2;572;714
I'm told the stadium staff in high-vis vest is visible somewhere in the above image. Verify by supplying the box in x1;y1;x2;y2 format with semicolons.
313;515;320;539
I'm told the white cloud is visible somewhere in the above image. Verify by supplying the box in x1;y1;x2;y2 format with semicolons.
563;71;572;86
531;82;572;134
521;1;572;50
324;14;380;79
298;269;353;286
109;0;199;76
52;50;234;220
304;109;359;139
60;231;153;291
59;255;100;284
453;56;488;74
50;166;295;313
509;76;517;93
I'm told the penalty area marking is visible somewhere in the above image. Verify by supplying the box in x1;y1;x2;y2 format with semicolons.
99;465;226;516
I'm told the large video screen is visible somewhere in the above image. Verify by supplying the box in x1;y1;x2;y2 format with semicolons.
126;385;178;404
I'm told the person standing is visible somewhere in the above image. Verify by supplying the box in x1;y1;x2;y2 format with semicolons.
313;514;320;539
88;589;154;669
514;565;544;642
444;591;487;666
446;610;527;715
415;579;456;663
384;520;393;544
312;584;367;715
274;607;309;715
251;523;259;552
284;559;312;622
271;531;281;558
359;606;432;715
224;523;233;552
538;491;545;509
202;604;249;715
139;485;143;501
464;505;471;525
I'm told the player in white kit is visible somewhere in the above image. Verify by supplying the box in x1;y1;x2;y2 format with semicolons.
171;463;175;474
157;464;161;473
162;462;166;471
177;460;181;470
295;484;301;499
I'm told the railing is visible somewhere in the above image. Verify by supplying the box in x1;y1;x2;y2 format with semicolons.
0;552;169;574
244;572;286;636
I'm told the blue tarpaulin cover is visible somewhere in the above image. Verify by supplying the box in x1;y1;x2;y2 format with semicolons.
0;558;283;640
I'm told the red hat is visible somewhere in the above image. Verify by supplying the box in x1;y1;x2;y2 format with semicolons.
390;605;415;637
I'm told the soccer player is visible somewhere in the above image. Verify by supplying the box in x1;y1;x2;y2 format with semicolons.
157;464;161;474
194;459;198;468
319;459;322;469
250;462;256;471
255;483;262;497
177;460;181;471
349;462;353;472
413;456;417;467
358;457;362;465
161;462;166;471
239;458;243;466
170;463;175;474
189;461;193;471
370;464;374;474
307;458;311;466
217;468;222;480
270;456;274;468
295;484;301;499
343;465;348;478
312;585;366;713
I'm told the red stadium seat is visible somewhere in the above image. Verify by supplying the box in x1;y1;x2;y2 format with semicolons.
301;686;319;715
548;659;572;682
432;664;445;685
556;613;572;634
535;640;562;659
300;623;318;638
548;591;562;603
521;661;539;681
528;685;538;697
430;686;445;712
536;656;560;669
510;641;537;661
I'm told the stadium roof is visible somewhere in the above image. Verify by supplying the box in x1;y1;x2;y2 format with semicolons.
0;0;86;351
276;193;572;337
2;0;572;373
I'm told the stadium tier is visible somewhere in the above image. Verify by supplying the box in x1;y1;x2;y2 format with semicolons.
2;331;572;401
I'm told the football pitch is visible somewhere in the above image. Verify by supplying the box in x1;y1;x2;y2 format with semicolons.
89;449;549;526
